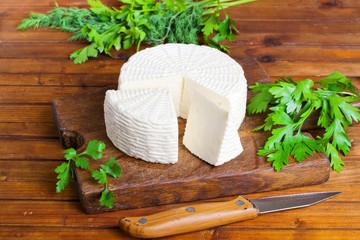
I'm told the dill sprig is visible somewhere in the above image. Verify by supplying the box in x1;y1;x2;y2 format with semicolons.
145;4;203;45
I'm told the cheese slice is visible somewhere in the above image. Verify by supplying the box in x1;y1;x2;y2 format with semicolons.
104;88;178;164
110;43;247;166
183;89;243;166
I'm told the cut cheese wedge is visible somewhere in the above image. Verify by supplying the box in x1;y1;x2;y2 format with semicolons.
183;89;243;166
104;89;178;164
107;43;247;166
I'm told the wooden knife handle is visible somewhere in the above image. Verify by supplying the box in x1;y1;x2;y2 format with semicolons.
119;196;259;238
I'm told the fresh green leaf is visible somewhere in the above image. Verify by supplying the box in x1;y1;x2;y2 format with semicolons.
265;144;290;172
64;148;77;160
247;83;274;114
83;139;106;160
293;79;314;101
87;0;115;15
91;169;107;184
248;71;359;172
270;108;293;126
54;139;121;208
101;157;122;178
290;133;323;162
70;43;99;64
325;143;345;173
338;98;360;123
323;119;351;155
318;98;331;128
201;14;218;38
318;71;358;94
264;124;294;149
99;188;115;208
55;162;71;193
75;156;89;170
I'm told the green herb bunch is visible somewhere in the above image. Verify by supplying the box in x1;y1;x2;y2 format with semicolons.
17;0;256;64
247;71;360;173
55;139;122;208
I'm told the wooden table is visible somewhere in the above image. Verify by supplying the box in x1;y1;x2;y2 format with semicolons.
1;0;360;239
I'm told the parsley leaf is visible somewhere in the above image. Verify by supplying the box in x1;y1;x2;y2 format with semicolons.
248;71;360;172
54;139;122;208
82;139;106;160
91;169;107;184
325;142;345;173
247;83;274;114
75;156;89;170
101;157;122;178
91;157;122;208
55;162;72;193
70;43;98;64
100;188;115;208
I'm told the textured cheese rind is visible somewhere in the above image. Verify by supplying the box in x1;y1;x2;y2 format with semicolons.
116;43;247;166
104;89;178;164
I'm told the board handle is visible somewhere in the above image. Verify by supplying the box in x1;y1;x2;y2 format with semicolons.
119;196;259;238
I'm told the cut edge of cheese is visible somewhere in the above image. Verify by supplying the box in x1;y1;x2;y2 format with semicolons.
183;89;243;166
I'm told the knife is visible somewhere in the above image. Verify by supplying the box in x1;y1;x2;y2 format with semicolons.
119;191;341;238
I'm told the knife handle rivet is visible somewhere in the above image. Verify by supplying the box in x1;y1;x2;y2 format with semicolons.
186;207;196;213
138;218;148;224
236;200;245;206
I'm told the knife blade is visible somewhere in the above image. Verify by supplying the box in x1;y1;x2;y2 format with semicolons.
119;191;341;238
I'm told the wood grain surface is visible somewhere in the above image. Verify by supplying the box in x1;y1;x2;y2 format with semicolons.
1;0;360;239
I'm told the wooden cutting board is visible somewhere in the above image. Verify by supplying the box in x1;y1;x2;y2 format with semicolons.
52;57;330;214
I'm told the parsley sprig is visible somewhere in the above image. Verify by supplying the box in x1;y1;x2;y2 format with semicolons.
247;71;360;173
55;139;122;208
17;0;256;64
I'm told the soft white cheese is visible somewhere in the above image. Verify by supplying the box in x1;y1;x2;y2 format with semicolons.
104;88;178;164
108;43;247;166
183;89;243;166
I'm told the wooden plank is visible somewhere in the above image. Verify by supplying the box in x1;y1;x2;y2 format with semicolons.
0;227;360;240
4;32;360;48
0;104;53;123
0;227;131;240
0;31;80;43
0;139;63;160
4;58;360;77
0;44;131;63
245;46;360;62
5;43;360;63
206;229;360;240
0;160;77;200
0;86;92;104
0;160;63;182
261;61;360;77
0;122;57;138
1;200;359;228
234;20;360;34
0;59;122;74
0;181;78;200
0;44;85;59
0;73;117;86
232;33;360;47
